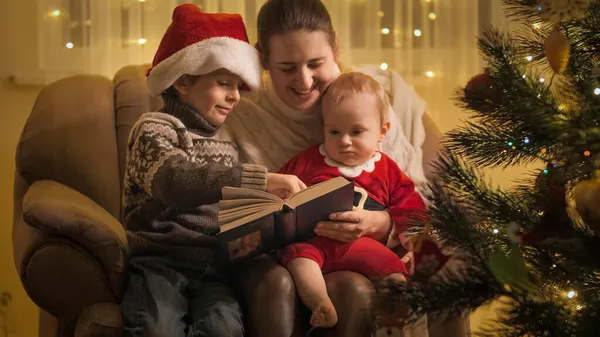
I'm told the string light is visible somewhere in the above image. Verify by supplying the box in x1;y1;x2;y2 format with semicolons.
533;23;541;29
381;28;390;35
567;290;576;299
377;11;385;17
493;228;499;234
414;29;422;37
526;55;533;61
540;77;545;83
508;141;514;146
541;148;547;153
66;42;74;49
524;137;530;144
522;74;526;79
380;63;388;70
543;169;549;174
594;88;600;95
428;12;437;20
138;38;147;45
584;150;591;157
50;9;61;17
426;71;435;78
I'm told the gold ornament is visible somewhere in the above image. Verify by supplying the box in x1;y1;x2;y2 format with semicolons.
544;27;571;74
537;0;591;23
574;174;600;236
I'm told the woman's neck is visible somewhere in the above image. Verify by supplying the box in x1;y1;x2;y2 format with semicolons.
263;78;322;123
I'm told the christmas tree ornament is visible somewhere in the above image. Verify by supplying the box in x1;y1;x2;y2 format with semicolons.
537;0;591;23
410;226;451;281
487;243;539;295
463;73;499;112
522;164;576;244
544;27;571;74
574;171;600;236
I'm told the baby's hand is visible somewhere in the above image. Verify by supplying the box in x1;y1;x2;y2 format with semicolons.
266;173;307;199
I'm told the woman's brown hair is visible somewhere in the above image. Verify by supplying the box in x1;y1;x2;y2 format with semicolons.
255;0;336;68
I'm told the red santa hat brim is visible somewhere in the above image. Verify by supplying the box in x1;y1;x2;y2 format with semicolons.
146;36;261;96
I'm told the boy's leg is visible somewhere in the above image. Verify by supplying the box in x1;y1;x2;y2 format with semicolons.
187;265;244;337
121;256;188;337
279;242;338;328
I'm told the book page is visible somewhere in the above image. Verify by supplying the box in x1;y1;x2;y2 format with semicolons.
219;199;279;211
220;205;281;231
219;204;277;224
286;177;351;208
222;186;283;203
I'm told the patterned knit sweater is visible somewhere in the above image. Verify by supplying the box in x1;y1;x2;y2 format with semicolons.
123;95;267;264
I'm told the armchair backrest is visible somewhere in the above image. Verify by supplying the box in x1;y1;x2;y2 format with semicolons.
15;75;122;219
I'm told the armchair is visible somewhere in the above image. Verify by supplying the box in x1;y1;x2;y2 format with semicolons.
12;65;462;337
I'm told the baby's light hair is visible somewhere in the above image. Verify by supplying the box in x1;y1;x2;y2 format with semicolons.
322;72;389;123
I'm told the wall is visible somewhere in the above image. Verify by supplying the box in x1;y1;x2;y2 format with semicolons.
0;0;42;336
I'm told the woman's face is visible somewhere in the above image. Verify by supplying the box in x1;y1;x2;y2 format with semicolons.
265;30;337;113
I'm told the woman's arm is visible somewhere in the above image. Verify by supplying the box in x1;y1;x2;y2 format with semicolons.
314;208;393;244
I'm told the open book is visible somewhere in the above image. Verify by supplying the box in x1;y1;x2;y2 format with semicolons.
217;176;355;263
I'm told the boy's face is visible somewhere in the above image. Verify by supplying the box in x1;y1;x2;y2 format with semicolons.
322;92;390;167
174;69;244;126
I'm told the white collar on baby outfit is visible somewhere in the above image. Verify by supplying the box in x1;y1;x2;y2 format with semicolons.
319;144;381;178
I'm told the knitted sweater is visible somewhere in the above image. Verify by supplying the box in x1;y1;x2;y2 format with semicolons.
123;95;267;264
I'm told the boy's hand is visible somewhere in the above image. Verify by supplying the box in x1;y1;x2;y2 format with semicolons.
266;173;307;199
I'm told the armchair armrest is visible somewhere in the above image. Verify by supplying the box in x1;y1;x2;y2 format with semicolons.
22;180;129;276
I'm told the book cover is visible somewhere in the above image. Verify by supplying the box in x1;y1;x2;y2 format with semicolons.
217;176;355;263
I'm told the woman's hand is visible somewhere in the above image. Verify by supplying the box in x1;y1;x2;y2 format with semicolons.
266;173;307;199
314;207;393;243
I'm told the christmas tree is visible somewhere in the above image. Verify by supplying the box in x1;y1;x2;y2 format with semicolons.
377;1;600;336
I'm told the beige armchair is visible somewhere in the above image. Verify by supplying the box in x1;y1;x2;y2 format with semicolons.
12;64;449;337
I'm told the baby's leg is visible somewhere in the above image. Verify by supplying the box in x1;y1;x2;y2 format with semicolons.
278;242;338;328
328;237;408;278
286;257;338;328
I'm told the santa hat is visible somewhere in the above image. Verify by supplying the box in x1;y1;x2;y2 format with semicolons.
146;4;261;96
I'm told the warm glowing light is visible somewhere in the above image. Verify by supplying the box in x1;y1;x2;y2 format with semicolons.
414;29;422;37
584;150;591;157
567;290;576;299
428;12;437;20
50;10;61;17
426;71;435;78
138;38;147;45
381;28;390;35
380;63;388;70
66;42;74;49
526;55;533;61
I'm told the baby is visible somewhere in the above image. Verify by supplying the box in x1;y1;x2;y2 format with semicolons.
277;72;427;328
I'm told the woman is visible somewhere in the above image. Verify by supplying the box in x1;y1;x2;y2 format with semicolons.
225;1;465;336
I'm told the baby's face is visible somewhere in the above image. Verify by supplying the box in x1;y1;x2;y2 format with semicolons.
322;92;388;166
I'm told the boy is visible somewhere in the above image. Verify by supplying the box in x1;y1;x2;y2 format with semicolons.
277;72;427;328
120;4;304;336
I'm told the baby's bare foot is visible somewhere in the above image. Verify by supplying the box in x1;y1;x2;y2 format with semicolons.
310;300;338;328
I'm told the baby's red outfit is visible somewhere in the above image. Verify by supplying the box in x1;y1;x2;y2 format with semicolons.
277;144;426;278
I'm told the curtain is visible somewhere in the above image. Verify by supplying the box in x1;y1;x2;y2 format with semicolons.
36;0;512;131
